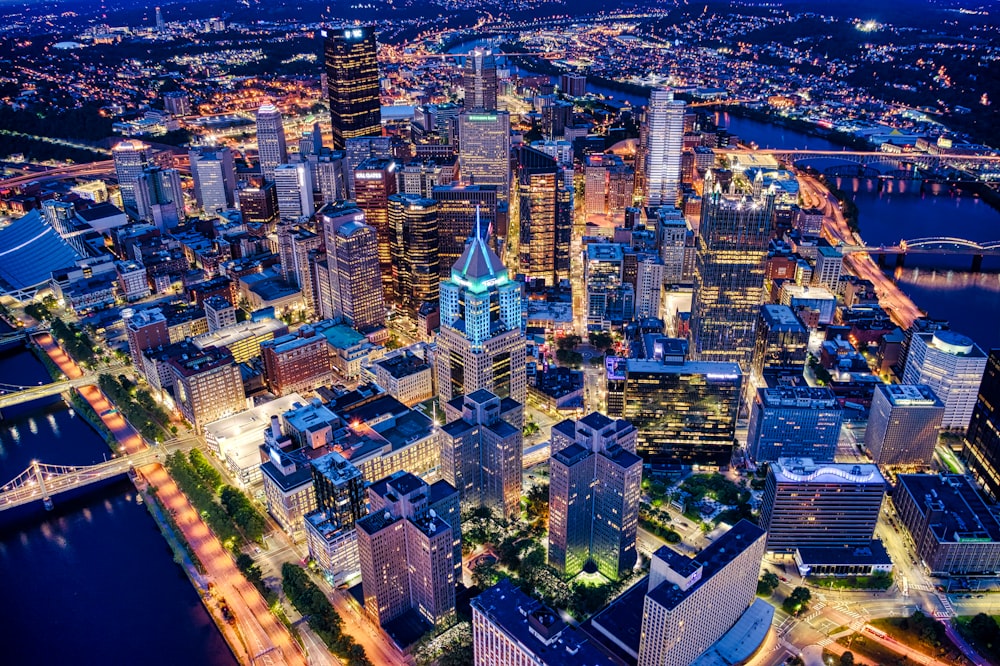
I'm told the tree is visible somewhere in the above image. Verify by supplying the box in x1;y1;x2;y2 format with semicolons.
840;651;854;666
525;483;550;527
758;572;780;595
783;586;811;615
556;334;581;351
588;331;613;351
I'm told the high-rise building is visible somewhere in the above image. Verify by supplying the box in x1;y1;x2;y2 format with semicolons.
512;145;571;286
311;450;367;528
163;91;189;116
255;104;288;181
865;384;944;468
273;162;314;221
691;179;775;369
813;245;843;291
155;6;165;31
654;207;688;284
584;243;634;329
746;386;843;463
559;73;587;97
189;145;236;213
116;260;149;302
356;472;456;627
606;338;741;467
353;158;399;296
584;154;634;217
324;26;382;150
125;308;170;368
751;304;809;382
436;216;526;404
759;458;886;553
548;413;641;580
472;579;616;666
112;140;152;212
643;89;685;207
432;183;498;276
388;193;439;313
344;136;393;198
134;166;183;229
965;349;1000;501
463;48;498;111
261;326;331;396
312;151;349;204
320;204;385;333
458;111;510;201
237;180;279;225
902;330;988;429
439;390;523;521
169;346;245;433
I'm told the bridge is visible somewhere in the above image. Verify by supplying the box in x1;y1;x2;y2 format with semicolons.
839;237;1000;271
0;375;106;409
0;449;161;511
718;148;1000;180
0;329;29;351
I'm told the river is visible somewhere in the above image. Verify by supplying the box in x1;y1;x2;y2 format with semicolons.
0;327;236;666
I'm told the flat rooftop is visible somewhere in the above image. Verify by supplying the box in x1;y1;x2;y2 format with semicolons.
772;458;885;486
878;383;942;407
897;474;1000;545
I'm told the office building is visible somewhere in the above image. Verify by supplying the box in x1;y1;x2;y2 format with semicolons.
813;246;843;291
162;90;189;115
311;450;367;528
691;179;775;369
746;386;843;463
238;180;279;225
655;207;688;284
261;326;332;396
169;346;245;433
513;145;571;286
903;330;988;429
893;474;1000;575
320;203;386;333
472;579;616;666
116;260;149;302
436;215;526;404
864;384;944;467
584;154;634;217
125;308;171;368
463;48;498;111
440;390;523;521
373;350;434;407
356;472;456;627
585;243;634;329
261;445;318;538
606;339;741;467
548;413;641;580
255;103;288;181
388;194;439;313
432;183;498;277
964;349;1000;500
560;73;587;97
112;139;152;212
458;110;510;201
324;26;382;149
759;458;886;553
134;167;183;229
204;296;236;333
354;158;399;296
643;89;685;207
751;304;809;382
189;145;236;213
274;162;314;221
304;511;361;586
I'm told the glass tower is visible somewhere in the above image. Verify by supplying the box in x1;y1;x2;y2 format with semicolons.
324;26;382;150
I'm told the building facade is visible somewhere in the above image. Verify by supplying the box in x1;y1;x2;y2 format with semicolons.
643;89;685;207
255;104;288;181
864;383;944;468
903;330;988;429
746;386;844;463
324;26;382;149
169;346;245;433
320;204;386;333
964;349;1000;501
388;193;439;313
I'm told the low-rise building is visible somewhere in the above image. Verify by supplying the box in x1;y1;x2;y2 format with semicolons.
372;349;434;406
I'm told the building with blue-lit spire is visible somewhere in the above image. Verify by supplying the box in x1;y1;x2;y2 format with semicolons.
436;210;525;405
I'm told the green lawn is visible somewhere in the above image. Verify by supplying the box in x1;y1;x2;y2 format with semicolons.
870;613;965;664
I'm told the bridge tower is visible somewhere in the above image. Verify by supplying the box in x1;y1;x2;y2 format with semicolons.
32;460;54;510
972;254;984;272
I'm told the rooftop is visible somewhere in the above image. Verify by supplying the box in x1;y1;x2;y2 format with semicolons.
375;351;431;379
772;458;886;486
760;304;807;332
897;474;1000;544
759;385;840;408
690;599;775;666
0;209;82;291
877;383;943;407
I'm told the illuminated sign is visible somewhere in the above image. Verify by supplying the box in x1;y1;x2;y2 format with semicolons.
468;115;498;121
344;28;364;39
355;172;383;180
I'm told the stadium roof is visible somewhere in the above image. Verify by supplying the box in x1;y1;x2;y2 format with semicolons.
0;209;82;293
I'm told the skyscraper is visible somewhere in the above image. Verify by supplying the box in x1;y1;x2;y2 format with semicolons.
463;48;498;111
432;183;498;276
902;330;988;429
512;145;571;286
436;213;526;404
458;110;510;201
134;166;183;230
273;162;314;221
255;103;288;181
751;304;809;382
189;145;236;213
112;139;152;212
387;193;439;313
965;349;1000;500
548;413;641;581
691;177;775;369
746;386;844;463
353;158;399;297
320;203;385;333
643;89;685;207
865;383;944;468
324;26;382;150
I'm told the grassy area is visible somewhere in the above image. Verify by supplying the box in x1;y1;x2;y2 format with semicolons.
871;611;966;663
954;614;1000;664
837;633;909;666
812;572;893;590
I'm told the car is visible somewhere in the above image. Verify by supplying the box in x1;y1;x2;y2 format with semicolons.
779;576;788;582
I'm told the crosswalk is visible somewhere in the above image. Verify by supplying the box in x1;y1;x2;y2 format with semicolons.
937;594;956;617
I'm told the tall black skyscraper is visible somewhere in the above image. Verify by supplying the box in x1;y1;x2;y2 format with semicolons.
965;349;1000;501
463;48;498;111
324;26;382;150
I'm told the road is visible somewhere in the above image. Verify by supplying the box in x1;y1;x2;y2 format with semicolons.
35;332;308;666
798;173;923;328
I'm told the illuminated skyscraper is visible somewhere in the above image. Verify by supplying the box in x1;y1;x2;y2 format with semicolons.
902;330;988;429
255;104;288;181
436;213;525;405
643;89;685;207
965;349;1000;501
112;139;152;212
320;203;386;333
189;145;236;213
273;162;314;221
324;26;382;150
134;166;183;230
691;177;775;369
432;183;498;277
512;146;571;286
463;48;498;111
353;158;399;298
458;111;510;202
387;193;439;313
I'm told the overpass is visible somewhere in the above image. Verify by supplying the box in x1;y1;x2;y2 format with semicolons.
0;449;161;511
